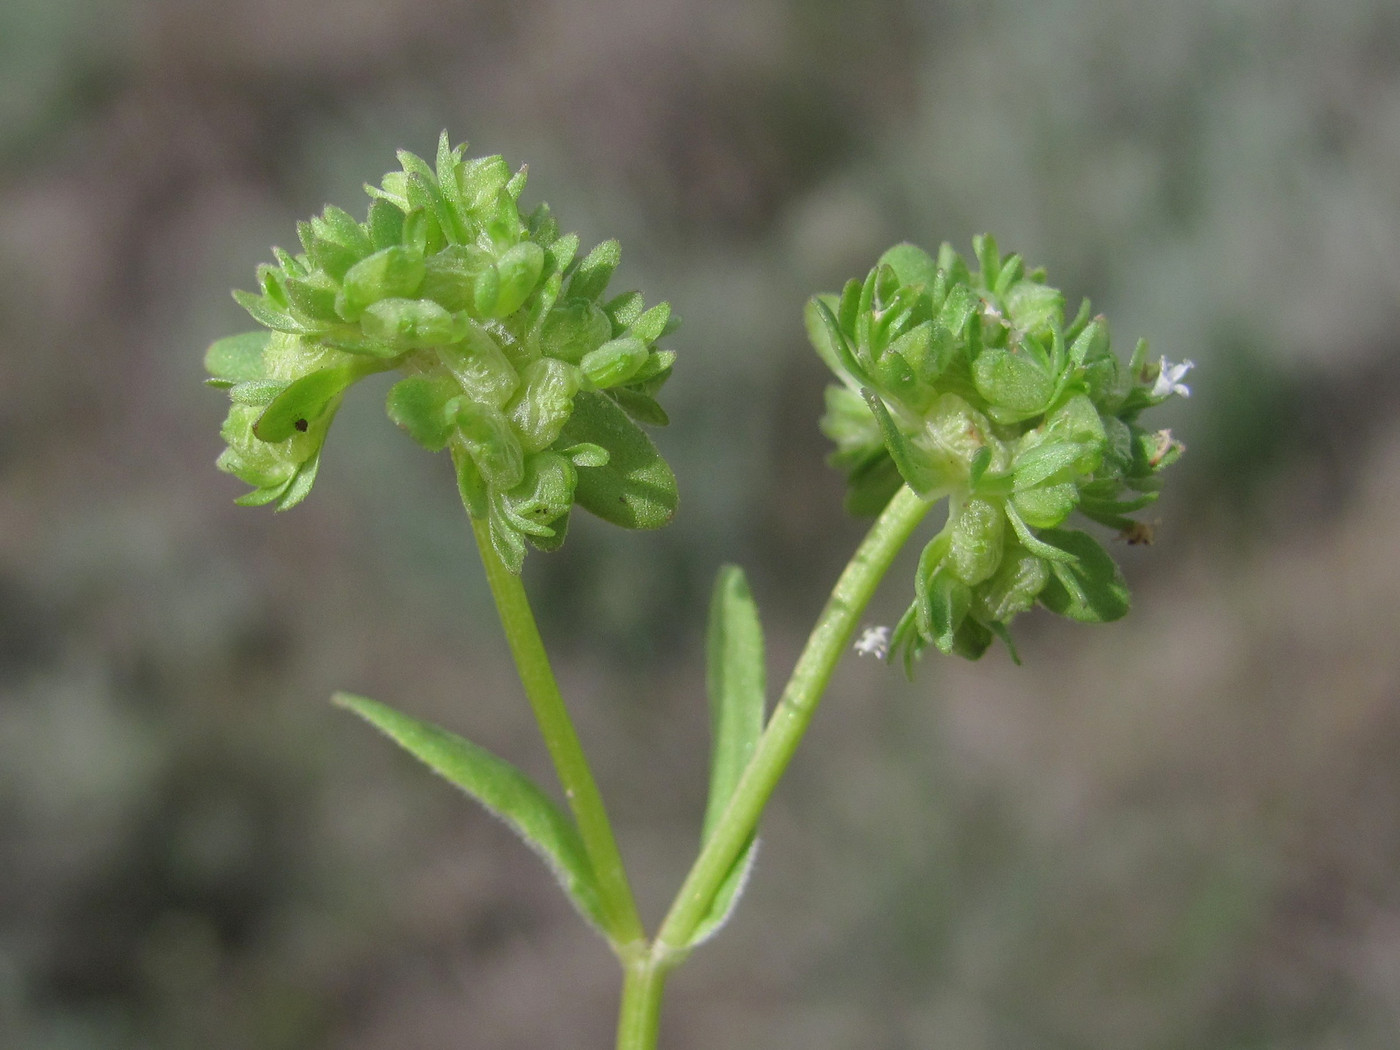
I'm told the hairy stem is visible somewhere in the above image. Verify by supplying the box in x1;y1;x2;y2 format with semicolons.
615;953;673;1050
470;513;645;947
655;485;935;953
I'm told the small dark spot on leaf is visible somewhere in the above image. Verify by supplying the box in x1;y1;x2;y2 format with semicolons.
294;419;308;432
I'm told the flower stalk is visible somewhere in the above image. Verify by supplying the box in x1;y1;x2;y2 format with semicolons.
204;135;1189;1050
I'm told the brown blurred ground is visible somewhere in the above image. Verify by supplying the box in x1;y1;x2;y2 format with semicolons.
2;0;1400;1047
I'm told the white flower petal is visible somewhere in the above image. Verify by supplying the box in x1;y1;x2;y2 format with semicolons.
854;625;891;659
1151;357;1194;399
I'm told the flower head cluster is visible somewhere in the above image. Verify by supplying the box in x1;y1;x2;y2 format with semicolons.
808;236;1186;665
206;134;678;572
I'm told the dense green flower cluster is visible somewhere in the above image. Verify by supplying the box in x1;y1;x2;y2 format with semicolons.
206;133;678;572
807;236;1187;664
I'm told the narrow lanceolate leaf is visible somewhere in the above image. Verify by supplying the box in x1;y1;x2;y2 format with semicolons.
332;692;607;932
690;565;766;946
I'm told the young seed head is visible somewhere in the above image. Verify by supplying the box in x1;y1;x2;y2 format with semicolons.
809;239;1188;665
206;133;679;570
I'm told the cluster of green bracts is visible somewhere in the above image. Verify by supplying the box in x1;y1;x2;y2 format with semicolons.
206;133;678;572
807;236;1187;665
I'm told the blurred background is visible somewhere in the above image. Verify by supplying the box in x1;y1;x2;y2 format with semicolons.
3;0;1399;1046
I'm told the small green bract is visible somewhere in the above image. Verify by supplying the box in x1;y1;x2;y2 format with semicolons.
206;133;679;572
808;236;1188;666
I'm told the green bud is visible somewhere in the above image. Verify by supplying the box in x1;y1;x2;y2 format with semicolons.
419;245;492;312
439;322;519;407
254;365;358;443
972;347;1053;422
502;451;577;533
472;262;501;317
917;393;1004;482
541;299;614;363
216;399;334;510
336;246;427;321
489;241;546;318
948;497;1005;586
878;242;940;290
813;236;1187;661
975;546;1050;622
455;154;512;214
299;206;373;280
507;357;581;452
386;373;460;451
1012;482;1079;529
361;297;462;349
453;399;525;489
580;337;649;389
205;331;271;387
1003;280;1064;335
284;272;341;323
210;134;677;564
919;566;972;655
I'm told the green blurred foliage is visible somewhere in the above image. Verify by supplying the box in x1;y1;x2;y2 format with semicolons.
2;0;1399;1047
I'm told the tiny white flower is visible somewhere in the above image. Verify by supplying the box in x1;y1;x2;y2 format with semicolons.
1151;357;1194;399
854;625;891;659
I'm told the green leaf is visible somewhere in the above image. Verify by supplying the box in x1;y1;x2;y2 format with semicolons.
253;366;357;443
608;388;670;427
559;442;609;467
333;692;607;932
366;198;406;250
580;336;648;389
842;451;903;516
1036;528;1130;622
558;391;677;529
386;374;458;451
337;246;427;321
808;298;873;390
972;347;1053;420
568;239;621;302
691;565;766;945
627;301;672;343
488;241;545;318
861;389;939;494
921;566;971;655
1004;501;1076;563
360;297;460;350
528;508;570;553
540;298;613;363
229;379;288;406
947;497;1005;586
604;290;646;330
702;566;766;842
1013;440;1090;490
205;331;271;386
233;289;311;333
878;242;939;289
1004;281;1064;334
275;450;322;510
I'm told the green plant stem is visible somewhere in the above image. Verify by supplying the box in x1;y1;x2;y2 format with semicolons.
470;513;645;948
655;484;935;955
615;954;672;1050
